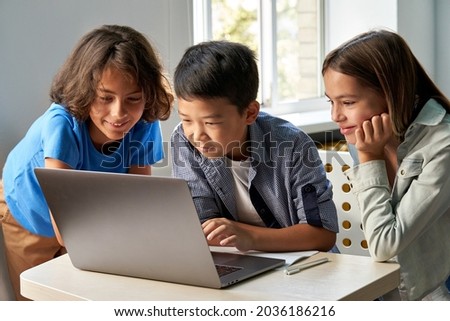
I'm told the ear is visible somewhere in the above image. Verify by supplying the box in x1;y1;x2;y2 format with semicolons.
245;100;260;124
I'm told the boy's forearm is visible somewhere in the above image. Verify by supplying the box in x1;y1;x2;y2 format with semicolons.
247;223;336;252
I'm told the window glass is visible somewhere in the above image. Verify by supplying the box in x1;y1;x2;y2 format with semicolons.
277;0;320;102
199;0;324;113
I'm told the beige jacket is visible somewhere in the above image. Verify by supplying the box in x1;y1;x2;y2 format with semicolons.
345;99;450;300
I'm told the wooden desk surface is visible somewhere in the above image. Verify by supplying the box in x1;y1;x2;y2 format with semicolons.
20;251;400;301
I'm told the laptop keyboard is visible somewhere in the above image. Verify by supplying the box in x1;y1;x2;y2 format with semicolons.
215;264;243;277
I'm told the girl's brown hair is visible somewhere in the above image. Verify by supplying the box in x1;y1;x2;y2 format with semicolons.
322;29;450;140
50;25;173;122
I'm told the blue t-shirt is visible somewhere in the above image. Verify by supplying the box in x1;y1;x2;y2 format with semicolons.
2;103;164;237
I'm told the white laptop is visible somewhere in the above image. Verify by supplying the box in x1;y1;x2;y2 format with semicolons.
34;168;285;288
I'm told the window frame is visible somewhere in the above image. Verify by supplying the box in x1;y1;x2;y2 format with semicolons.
192;0;329;117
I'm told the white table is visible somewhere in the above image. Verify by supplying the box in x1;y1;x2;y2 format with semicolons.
20;251;400;301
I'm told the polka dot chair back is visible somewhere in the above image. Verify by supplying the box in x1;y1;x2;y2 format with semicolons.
319;150;369;256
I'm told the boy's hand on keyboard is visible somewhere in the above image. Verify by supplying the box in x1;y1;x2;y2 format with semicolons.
202;218;255;251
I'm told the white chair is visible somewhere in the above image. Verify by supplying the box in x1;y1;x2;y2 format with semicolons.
318;150;369;256
0;226;15;300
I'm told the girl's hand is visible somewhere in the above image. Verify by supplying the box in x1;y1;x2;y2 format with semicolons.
355;113;392;162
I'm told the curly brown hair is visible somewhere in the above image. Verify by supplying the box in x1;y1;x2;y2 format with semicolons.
50;25;173;122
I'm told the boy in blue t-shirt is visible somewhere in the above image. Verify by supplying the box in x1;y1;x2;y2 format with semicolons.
0;25;174;300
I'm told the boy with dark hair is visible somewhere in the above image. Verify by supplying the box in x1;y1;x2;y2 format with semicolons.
171;40;338;252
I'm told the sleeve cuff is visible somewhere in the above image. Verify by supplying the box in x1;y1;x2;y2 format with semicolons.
344;160;390;193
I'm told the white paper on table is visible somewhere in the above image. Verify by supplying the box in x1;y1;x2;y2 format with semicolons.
209;246;319;266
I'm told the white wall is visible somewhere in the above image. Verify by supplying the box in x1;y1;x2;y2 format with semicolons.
397;0;435;79
325;0;436;79
325;0;398;53
435;0;450;96
0;0;192;178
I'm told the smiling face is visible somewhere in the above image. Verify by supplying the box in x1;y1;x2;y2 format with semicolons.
177;97;259;160
323;69;388;145
88;66;145;150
